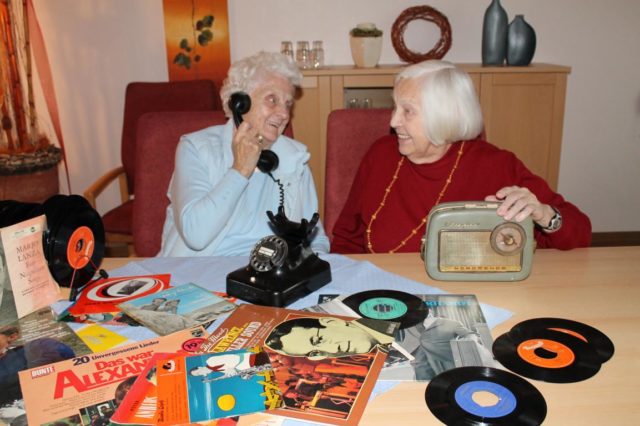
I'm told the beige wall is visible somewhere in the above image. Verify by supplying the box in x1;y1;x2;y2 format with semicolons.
34;0;640;232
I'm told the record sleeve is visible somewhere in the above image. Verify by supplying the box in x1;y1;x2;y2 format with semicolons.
308;294;500;381
200;304;397;426
117;283;236;336
17;326;206;426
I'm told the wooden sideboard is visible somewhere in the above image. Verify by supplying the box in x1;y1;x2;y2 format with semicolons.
290;63;571;219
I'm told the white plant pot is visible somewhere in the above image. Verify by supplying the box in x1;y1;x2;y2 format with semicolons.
349;36;382;68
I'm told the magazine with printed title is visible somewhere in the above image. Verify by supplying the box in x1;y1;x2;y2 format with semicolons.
17;326;206;426
201;304;398;426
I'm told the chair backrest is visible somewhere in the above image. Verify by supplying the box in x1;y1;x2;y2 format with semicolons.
122;80;219;195
133;110;228;256
324;108;394;240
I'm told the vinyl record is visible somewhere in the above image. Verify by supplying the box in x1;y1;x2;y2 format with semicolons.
425;366;546;426
0;200;43;227
342;289;428;329
510;317;614;363
493;327;601;383
43;195;105;289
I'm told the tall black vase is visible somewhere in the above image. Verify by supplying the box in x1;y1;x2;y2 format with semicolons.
507;15;536;66
482;0;508;65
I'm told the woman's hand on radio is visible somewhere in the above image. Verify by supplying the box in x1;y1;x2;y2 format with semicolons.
485;186;554;227
232;121;262;178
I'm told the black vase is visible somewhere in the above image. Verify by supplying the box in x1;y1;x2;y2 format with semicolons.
482;0;508;65
507;15;536;66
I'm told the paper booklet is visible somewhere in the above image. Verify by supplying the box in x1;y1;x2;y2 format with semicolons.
309;294;500;381
117;282;237;336
17;326;206;426
199;304;398;426
0;215;61;327
0;306;92;425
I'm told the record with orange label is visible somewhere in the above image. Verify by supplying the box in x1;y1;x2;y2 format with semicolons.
42;195;105;290
493;327;601;383
510;317;614;363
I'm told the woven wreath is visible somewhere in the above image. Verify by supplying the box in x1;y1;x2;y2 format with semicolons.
391;5;452;63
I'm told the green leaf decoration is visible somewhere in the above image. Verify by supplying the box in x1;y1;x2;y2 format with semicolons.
196;20;204;31
197;30;213;46
173;52;192;69
201;15;214;28
179;38;189;49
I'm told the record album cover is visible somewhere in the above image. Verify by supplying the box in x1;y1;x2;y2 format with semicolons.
17;326;206;426
312;293;499;381
0;307;92;425
117;282;236;336
155;346;282;423
67;274;171;315
201;304;397;426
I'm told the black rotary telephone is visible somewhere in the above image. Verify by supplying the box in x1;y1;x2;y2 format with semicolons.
229;92;279;174
226;205;332;307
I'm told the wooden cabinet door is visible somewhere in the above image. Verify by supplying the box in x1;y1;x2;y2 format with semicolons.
478;72;568;190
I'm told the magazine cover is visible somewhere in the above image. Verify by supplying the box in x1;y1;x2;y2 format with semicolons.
0;215;61;327
154;346;282;423
0;307;92;425
67;274;171;315
201;304;397;426
118;283;236;336
312;294;499;381
17;326;206;426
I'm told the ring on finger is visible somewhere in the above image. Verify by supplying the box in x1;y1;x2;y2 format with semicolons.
257;134;264;145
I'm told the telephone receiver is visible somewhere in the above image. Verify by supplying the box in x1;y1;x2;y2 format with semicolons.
229;92;279;174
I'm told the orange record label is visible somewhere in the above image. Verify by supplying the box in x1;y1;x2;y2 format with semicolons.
549;327;588;342
517;338;575;368
66;226;94;269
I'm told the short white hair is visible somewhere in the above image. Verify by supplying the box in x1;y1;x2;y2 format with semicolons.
396;60;484;145
220;51;302;117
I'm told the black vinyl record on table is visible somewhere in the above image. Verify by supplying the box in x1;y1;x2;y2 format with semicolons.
43;195;105;289
493;327;601;383
510;317;614;363
425;366;547;426
342;289;428;329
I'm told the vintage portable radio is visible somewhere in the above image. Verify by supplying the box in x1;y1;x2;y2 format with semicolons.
422;202;534;281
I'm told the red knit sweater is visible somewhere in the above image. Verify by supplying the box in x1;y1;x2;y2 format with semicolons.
331;136;591;254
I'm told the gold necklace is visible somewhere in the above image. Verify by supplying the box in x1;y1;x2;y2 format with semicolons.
366;142;465;253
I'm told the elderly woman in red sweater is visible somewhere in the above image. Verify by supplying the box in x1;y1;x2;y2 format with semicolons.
331;60;591;254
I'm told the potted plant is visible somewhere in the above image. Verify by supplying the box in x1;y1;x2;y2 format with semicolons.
349;23;383;68
1;0;63;203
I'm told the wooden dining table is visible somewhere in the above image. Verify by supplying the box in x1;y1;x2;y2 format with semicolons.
13;246;640;425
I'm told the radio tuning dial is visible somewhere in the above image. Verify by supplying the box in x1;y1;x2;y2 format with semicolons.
490;222;526;255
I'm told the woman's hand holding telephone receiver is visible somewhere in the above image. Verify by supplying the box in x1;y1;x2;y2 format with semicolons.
229;92;279;176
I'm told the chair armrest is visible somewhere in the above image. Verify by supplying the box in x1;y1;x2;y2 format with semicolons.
83;166;129;208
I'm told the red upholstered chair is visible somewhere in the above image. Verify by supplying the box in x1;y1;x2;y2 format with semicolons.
324;108;393;240
132;111;228;257
83;80;219;256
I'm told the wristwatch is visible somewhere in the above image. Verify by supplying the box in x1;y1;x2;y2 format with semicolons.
541;207;563;233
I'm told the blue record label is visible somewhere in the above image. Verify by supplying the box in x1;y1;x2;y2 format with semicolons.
454;380;517;418
358;297;408;320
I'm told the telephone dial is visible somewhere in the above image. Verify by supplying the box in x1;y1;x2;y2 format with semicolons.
226;207;331;307
229;92;279;174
